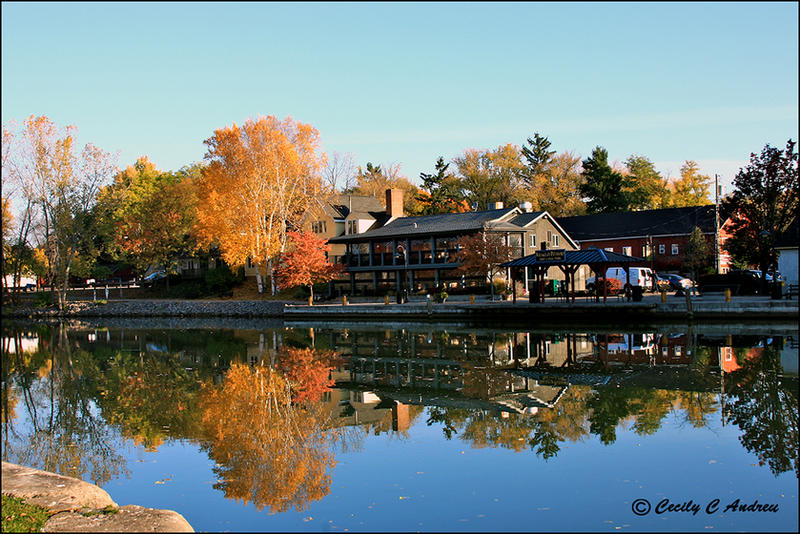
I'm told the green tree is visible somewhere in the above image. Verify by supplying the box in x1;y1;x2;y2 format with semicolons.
682;226;712;285
723;140;798;285
625;155;671;209
453;144;525;211
672;161;712;207
416;157;465;215
95;156;198;288
579;147;641;214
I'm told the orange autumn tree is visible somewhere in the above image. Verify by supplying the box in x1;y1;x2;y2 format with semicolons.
274;231;343;304
200;362;338;513
275;346;339;403
455;231;513;300
195;116;328;294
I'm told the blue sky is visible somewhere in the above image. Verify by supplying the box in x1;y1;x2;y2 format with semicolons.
2;2;798;192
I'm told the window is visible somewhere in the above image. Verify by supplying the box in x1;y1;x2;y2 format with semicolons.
312;220;327;234
642;246;648;257
552;234;559;247
658;244;665;254
662;347;668;357
675;346;682;356
547;230;552;243
347;220;357;235
604;247;614;252
671;243;679;255
530;234;537;249
622;246;632;256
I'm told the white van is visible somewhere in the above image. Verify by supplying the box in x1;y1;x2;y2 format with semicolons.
587;267;656;291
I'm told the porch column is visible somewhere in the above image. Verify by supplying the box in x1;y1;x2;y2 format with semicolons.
369;241;374;266
350;272;356;294
524;266;529;295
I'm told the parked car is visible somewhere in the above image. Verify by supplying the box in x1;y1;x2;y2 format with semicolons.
697;271;762;295
141;271;166;286
586;267;656;292
659;273;694;291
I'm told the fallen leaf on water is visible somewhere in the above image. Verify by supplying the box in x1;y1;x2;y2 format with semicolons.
708;460;717;464
302;517;313;522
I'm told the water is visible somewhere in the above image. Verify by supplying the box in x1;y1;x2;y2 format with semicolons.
2;319;797;532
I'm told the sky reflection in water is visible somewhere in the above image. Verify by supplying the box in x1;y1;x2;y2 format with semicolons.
1;321;797;532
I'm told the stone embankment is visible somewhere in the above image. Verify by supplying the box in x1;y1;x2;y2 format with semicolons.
2;299;287;319
2;462;193;532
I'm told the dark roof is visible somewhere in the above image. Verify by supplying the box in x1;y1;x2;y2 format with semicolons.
502;247;644;267
775;217;798;248
329;207;518;243
556;205;716;241
508;211;546;227
325;195;385;219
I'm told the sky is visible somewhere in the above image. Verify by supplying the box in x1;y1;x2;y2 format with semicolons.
2;1;798;195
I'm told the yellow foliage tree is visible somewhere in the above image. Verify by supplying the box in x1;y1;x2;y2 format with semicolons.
195;116;328;293
671;161;712;207
200;362;337;512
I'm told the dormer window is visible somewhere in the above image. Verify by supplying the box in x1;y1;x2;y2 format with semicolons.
347;220;357;235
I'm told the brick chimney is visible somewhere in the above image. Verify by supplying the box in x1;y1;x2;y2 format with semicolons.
386;188;404;218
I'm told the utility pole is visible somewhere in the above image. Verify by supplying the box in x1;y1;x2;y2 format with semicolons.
714;174;720;274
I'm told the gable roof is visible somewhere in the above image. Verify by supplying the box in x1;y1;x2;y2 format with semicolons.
502;247;644;267
329;207;519;243
775;217;798;249
556;205;717;241
325;195;385;220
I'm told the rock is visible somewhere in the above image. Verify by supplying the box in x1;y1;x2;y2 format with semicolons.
43;505;193;532
2;461;116;512
3;462;193;532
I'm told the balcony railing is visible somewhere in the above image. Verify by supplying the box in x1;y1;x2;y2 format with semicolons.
333;248;461;268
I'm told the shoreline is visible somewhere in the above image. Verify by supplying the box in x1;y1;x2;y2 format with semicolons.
3;294;797;323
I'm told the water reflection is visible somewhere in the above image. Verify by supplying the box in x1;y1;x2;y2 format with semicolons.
2;321;797;518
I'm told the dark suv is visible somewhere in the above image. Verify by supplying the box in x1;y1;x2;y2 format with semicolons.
697;271;762;295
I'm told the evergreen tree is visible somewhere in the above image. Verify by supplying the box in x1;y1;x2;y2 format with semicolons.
417;156;465;215
579;147;639;214
520;133;555;187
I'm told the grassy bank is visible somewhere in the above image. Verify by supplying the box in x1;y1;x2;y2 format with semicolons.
1;495;51;533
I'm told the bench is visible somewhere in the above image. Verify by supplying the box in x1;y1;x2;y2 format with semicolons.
786;284;799;299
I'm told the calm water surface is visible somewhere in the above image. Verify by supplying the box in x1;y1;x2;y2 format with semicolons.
2;320;797;532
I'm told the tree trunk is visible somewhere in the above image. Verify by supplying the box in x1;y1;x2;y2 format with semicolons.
256;270;264;294
268;258;276;295
309;284;314;306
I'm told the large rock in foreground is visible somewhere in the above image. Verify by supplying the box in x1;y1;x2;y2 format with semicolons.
2;462;193;532
43;505;193;532
2;462;116;512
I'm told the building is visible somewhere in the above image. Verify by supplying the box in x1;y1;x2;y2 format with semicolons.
555;205;732;274
327;189;580;295
776;217;798;288
308;193;390;258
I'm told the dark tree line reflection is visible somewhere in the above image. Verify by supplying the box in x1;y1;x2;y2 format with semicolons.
2;322;797;516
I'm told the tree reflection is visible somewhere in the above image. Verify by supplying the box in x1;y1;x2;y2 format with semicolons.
1;325;129;486
97;350;203;450
199;362;339;513
274;346;338;403
724;347;799;477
